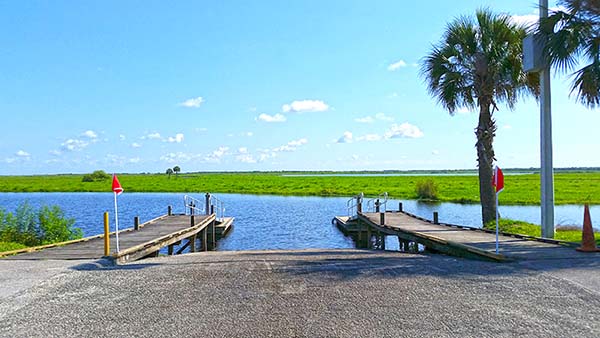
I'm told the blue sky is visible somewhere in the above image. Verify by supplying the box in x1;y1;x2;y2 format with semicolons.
1;0;597;175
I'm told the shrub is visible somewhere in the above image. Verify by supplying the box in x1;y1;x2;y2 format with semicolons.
0;202;82;247
82;170;110;182
415;179;439;200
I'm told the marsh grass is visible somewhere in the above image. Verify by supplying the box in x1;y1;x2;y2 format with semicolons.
0;172;598;205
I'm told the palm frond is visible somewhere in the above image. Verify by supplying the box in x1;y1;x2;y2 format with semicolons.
570;61;600;108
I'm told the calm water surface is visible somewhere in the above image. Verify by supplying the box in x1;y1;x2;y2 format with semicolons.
0;193;597;251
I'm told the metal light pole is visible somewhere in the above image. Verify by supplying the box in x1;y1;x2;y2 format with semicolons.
539;0;555;238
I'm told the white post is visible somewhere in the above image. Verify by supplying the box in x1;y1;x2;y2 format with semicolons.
539;0;555;238
114;192;120;253
495;193;499;254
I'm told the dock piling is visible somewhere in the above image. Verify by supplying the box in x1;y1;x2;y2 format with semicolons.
398;202;403;212
202;228;208;251
205;193;211;216
190;235;197;252
433;212;439;225
103;212;110;256
168;205;172;216
134;216;140;231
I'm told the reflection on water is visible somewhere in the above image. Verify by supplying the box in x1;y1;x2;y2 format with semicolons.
0;193;597;251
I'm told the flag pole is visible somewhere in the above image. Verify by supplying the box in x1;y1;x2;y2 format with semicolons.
114;191;120;253
495;192;499;254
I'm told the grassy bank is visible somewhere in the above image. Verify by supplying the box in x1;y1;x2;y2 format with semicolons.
0;241;27;252
0;171;598;205
484;219;600;245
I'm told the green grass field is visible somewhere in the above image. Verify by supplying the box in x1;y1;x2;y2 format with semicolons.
0;171;598;205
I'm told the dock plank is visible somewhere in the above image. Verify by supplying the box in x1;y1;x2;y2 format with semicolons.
339;212;579;261
3;214;213;261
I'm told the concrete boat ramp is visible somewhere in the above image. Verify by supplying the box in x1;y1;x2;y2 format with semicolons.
1;193;600;337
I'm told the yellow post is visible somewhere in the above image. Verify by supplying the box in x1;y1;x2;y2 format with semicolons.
103;212;110;256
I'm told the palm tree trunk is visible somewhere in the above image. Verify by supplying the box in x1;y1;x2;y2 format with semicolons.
476;103;497;225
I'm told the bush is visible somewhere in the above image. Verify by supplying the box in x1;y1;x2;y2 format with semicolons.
415;179;439;200
0;202;82;247
82;170;110;182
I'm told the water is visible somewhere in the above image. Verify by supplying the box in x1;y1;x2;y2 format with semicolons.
0;193;597;251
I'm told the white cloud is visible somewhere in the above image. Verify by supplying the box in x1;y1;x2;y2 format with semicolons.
16;150;30;157
238;147;248;154
204;146;229;163
375;113;394;121
288;138;308;147
388;92;399;98
355;116;374;123
167;133;184;143
147;132;162;140
273;138;308;152
131;142;142;148
336;131;353;143
195;127;208;133
236;154;257;163
119;134;126;141
245;132;254;137
282;100;329;113
387;59;407;71
49;150;62;156
179;96;204;108
257;113;286;123
5;158;17;164
384;123;424;139
81;130;98;139
258;150;275;162
503;124;513;130
129;157;141;163
356;113;393;123
61;139;89;152
357;134;382;142
432;150;440;155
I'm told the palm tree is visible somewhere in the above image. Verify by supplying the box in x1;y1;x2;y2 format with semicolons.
166;168;174;179
421;9;539;225
539;0;600;108
173;166;181;178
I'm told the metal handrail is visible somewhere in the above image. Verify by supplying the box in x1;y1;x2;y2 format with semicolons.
366;192;388;213
347;192;364;217
184;194;226;221
209;194;225;221
183;195;205;215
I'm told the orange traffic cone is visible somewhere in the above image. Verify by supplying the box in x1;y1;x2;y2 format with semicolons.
576;204;600;252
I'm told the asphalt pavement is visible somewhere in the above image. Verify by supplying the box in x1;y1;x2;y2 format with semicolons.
1;249;599;337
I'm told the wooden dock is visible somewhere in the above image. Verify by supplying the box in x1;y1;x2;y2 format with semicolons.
1;213;234;264
334;208;577;262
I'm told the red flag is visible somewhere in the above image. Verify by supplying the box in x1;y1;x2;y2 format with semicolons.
492;166;504;194
112;174;124;195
